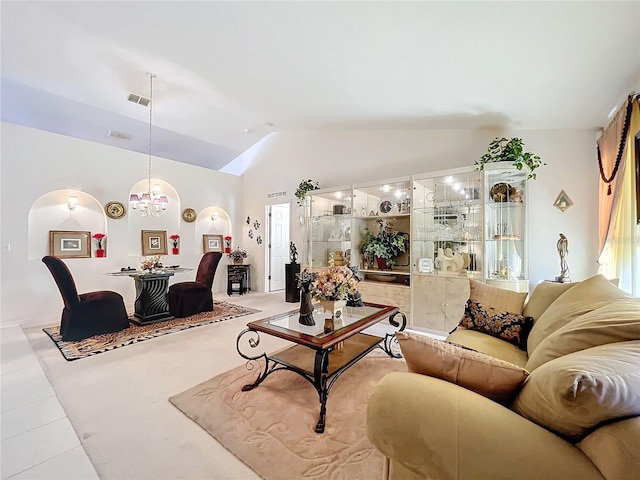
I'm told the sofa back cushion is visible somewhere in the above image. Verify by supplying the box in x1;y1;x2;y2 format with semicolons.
470;280;527;314
522;281;576;321
526;299;640;371
512;341;640;442
459;300;534;351
527;274;633;355
396;331;529;403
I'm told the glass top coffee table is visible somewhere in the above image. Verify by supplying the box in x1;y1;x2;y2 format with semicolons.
236;302;406;433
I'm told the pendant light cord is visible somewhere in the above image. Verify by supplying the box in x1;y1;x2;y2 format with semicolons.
148;73;155;194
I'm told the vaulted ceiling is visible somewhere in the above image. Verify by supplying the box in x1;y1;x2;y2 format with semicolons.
2;1;639;175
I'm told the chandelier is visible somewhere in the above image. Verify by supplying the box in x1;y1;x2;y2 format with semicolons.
129;73;168;217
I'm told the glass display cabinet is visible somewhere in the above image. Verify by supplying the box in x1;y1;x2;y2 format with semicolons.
351;177;412;282
303;186;353;269
483;163;529;292
412;167;483;279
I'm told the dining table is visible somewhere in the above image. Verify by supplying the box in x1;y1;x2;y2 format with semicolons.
106;267;193;325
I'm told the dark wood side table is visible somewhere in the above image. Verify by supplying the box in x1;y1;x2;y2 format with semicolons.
227;264;251;296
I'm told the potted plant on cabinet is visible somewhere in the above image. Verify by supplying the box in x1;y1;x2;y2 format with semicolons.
360;219;407;270
228;248;248;265
294;179;320;206
475;137;545;180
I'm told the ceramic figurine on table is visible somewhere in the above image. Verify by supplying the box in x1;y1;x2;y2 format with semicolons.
296;269;318;325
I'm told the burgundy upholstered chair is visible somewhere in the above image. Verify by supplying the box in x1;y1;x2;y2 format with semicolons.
168;252;223;318
42;256;130;341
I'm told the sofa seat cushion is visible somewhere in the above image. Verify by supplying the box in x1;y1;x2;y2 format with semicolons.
470;279;528;314
396;331;529;403
446;329;529;368
526;299;640;371
458;300;534;350
578;416;640;480
527;274;634;355
512;340;640;442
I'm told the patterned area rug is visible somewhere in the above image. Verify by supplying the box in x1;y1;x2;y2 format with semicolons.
43;301;259;361
169;351;407;480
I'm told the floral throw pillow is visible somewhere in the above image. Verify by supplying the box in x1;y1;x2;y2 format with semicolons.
459;300;534;351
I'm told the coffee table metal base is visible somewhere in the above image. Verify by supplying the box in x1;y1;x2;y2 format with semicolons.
236;311;406;433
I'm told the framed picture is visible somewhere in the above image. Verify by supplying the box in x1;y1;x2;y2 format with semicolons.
203;234;223;253
49;230;91;258
141;230;168;256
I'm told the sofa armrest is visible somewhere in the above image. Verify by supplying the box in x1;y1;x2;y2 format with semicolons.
366;372;604;480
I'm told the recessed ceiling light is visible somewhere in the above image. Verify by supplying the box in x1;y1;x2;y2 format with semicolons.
244;128;252;133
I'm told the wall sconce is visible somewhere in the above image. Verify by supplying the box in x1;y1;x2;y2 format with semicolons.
67;196;78;211
211;211;219;222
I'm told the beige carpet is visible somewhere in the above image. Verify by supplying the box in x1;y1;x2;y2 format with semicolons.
170;350;407;479
43;300;259;360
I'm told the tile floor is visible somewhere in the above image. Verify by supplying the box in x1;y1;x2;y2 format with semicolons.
1;325;98;480
1;292;444;480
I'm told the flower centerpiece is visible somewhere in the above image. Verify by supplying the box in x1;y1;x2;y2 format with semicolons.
360;219;407;270
228;247;248;265
310;266;359;331
296;269;319;325
141;255;163;273
93;233;106;257
170;234;180;254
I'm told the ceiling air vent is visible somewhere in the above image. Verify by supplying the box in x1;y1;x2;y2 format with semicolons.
127;93;150;107
267;191;287;199
108;130;130;141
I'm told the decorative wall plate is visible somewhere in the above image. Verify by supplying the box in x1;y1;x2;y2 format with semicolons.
380;200;392;214
104;201;126;219
182;208;197;223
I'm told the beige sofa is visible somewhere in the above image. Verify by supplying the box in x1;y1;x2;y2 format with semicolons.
367;274;640;480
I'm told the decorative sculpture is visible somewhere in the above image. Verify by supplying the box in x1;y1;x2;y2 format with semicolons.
435;248;464;272
296;269;318;325
290;242;298;264
556;233;570;283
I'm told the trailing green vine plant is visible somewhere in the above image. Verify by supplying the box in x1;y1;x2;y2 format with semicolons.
476;137;545;180
294;179;320;205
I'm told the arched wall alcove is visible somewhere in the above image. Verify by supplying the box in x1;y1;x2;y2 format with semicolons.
127;179;180;258
195;207;232;254
28;189;105;260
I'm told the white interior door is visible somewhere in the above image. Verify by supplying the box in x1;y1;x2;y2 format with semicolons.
268;203;290;292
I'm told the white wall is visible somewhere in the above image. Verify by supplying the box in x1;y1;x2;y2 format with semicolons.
1;122;243;326
1;123;601;326
241;129;600;292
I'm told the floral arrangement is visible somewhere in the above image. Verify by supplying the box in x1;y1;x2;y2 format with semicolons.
294;179;320;206
141;255;163;272
296;268;319;292
170;234;180;248
224;236;232;249
310;266;359;301
93;233;106;250
360;219;407;266
227;248;248;261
